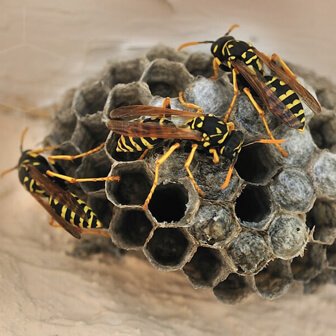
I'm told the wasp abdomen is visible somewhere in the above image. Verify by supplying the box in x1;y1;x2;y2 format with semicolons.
265;75;305;129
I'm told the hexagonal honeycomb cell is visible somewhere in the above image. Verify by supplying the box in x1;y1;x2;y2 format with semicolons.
144;227;196;271
253;259;293;300
43;44;336;303
110;208;153;250
213;273;251;304
183;247;230;288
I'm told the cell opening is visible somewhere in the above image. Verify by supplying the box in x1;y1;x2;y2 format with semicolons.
146;228;190;267
309;113;336;150
148;183;188;223
213;273;250;304
306;199;336;244
113;209;153;248
291;243;326;282
235;143;279;184
74;83;108;118
183;247;223;287
326;243;336;269
235;185;271;224
77;150;111;192
147;81;178;98
107;165;152;206
254;259;292;300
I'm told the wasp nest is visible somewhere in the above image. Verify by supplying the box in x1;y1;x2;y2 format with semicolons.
45;46;336;303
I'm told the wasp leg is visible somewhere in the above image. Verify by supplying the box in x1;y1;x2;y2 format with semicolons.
271;53;297;78
48;143;105;162
209;148;220;164
46;170;120;184
220;161;235;190
162;97;172;109
49;216;60;228
243;87;288;157
143;143;181;210
211;58;220;80
138;149;150;161
81;228;110;238
178;92;203;114
223;69;239;122
184;144;205;197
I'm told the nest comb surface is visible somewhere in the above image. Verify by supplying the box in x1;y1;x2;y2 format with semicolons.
44;45;336;303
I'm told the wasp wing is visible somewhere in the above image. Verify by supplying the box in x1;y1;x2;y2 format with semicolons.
109;105;201;121
30;192;82;239
27;164;94;238
107;119;203;141
232;59;302;129
253;49;321;114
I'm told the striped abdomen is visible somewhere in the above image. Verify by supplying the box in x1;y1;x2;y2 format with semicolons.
265;75;305;130
116;134;162;153
48;193;103;229
116;117;168;153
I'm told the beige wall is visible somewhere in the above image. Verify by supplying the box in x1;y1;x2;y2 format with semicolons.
1;0;335;113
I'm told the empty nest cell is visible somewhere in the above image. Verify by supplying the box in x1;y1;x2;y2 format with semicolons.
148;182;189;224
235;185;273;230
183;247;224;288
141;59;193;97
144;228;195;270
110;208;153;250
213;273;251;304
306;199;336;244
291;243;327;282
235;143;280;185
253;259;293;300
106;161;152;206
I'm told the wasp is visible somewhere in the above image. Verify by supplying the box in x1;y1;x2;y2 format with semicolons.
106;95;284;209
178;25;321;157
1;129;119;239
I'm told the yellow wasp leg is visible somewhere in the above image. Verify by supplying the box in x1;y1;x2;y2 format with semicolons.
178;92;203;114
211;58;220;80
143;143;181;210
209;148;220;164
46;170;120;183
138;149;150;161
162;97;172;109
243;87;288;158
220;161;235;190
81;228;110;238
271;53;297;78
184;144;205;197
223;68;239;122
48;143;105;162
49;216;60;228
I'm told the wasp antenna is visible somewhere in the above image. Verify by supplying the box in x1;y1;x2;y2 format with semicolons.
20;127;29;153
225;24;240;36
177;40;214;51
0;165;18;178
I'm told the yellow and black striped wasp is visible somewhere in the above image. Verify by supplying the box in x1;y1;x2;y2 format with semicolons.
178;25;321;157
106;95;284;209
1;129;119;239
